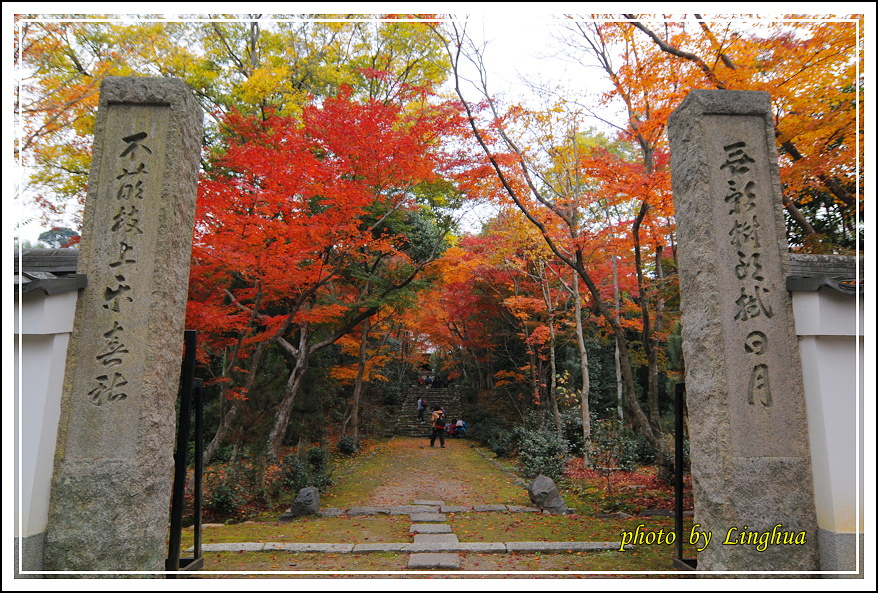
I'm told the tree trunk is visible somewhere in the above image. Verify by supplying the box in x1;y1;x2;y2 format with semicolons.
202;338;270;466
572;270;592;466
202;400;239;467
538;261;562;435
612;256;624;422
633;198;663;437
266;329;311;464
349;317;371;440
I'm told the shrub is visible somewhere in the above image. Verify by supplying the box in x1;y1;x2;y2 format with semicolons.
485;425;516;457
306;446;329;471
467;412;517;457
560;407;585;455
202;464;249;520
513;426;569;481
630;430;656;465
337;434;360;455
278;455;310;491
589;416;641;492
267;449;333;499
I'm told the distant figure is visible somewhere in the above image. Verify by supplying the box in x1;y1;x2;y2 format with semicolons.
454;419;467;438
430;405;446;448
417;397;428;423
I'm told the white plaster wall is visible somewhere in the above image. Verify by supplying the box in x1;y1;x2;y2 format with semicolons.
793;289;863;535
14;291;76;538
792;289;863;336
15;290;78;335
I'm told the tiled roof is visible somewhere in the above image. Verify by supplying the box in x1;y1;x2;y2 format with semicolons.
787;253;863;295
14;248;87;295
13;249;862;296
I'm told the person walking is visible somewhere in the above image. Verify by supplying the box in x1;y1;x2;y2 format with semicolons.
417;396;428;424
429;405;446;448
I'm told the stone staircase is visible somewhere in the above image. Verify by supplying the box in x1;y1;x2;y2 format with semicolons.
396;386;463;437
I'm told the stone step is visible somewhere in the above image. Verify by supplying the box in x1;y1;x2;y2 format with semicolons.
395;388;463;438
413;533;459;544
410;524;452;534
407;552;460;569
409;512;446;522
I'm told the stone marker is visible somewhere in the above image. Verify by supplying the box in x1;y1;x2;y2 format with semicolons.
527;474;569;514
667;89;818;572
44;77;202;573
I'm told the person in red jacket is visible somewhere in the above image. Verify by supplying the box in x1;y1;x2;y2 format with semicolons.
430;406;446;448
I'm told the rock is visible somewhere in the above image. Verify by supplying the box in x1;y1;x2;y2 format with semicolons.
526;474;570;515
279;486;320;522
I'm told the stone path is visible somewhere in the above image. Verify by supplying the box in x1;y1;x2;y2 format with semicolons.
193;500;626;570
407;499;459;569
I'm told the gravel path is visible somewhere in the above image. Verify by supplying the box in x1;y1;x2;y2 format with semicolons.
347;437;524;507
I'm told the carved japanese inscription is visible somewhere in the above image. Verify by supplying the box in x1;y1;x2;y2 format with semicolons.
720;141;774;408
66;104;170;459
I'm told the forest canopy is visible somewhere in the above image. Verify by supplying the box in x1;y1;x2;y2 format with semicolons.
14;13;864;467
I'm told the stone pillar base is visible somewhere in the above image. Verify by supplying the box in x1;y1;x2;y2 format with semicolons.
14;532;46;578
818;528;864;578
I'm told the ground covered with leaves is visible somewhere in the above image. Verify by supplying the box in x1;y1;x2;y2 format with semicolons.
182;437;695;578
561;457;694;515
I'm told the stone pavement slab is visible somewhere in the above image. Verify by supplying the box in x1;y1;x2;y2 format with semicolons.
410;523;452;534
413;534;459;544
440;505;472;513
409;512;446;522
263;543;355;552
407;552;460;569
472;504;507;512
346;506;389;516
505;541;622;553
199;542;264;552
457;542;507;553
353;543;411;553
405;543;460;553
318;508;346;517
413;499;444;506
388;505;437;515
505;505;541;513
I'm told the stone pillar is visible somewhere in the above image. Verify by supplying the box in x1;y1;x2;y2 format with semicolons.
667;90;819;572
45;77;202;573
